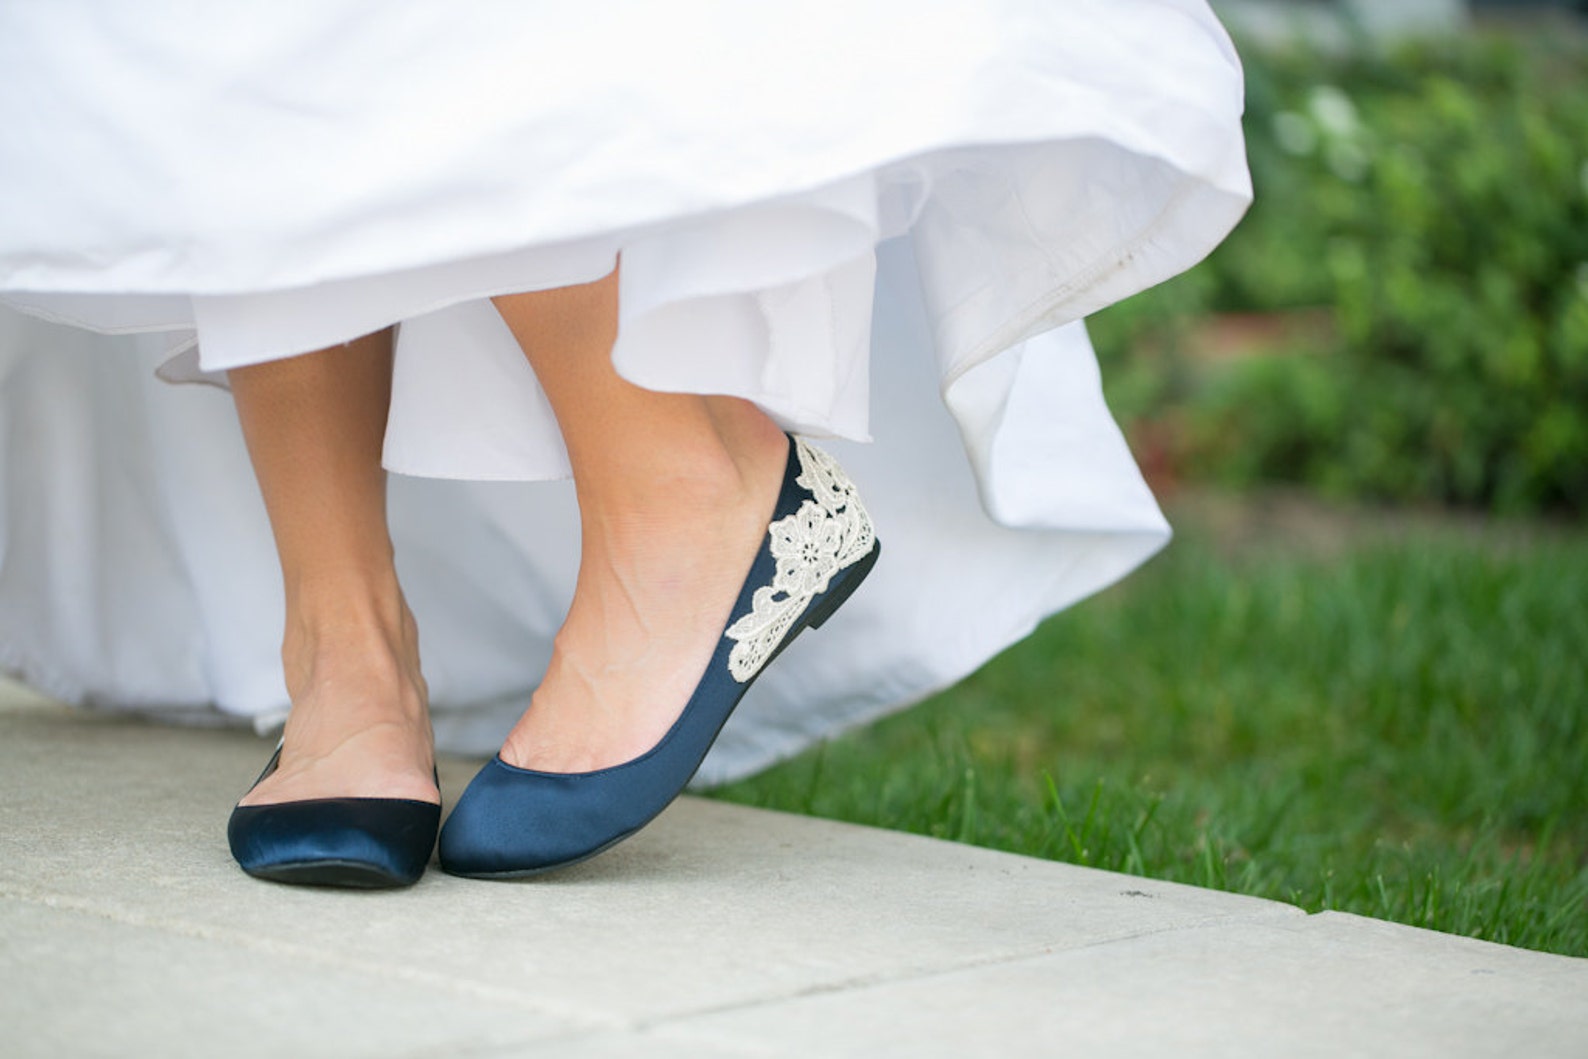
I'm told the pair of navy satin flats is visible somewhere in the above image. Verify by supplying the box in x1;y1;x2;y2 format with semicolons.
229;436;878;886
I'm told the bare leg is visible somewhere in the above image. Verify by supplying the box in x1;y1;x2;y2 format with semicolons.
229;330;436;806
492;270;789;772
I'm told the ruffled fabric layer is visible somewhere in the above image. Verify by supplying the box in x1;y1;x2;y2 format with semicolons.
0;275;1170;782
0;0;1247;484
0;0;1248;780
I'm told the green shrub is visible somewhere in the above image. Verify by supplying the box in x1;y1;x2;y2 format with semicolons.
1091;30;1588;514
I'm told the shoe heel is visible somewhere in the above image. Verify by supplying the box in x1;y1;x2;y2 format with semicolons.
806;540;880;630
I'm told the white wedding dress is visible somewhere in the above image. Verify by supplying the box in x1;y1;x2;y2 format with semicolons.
0;0;1249;783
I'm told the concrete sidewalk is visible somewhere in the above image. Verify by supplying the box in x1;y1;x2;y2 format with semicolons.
2;687;1583;1058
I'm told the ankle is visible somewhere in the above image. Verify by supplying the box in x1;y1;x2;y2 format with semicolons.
579;428;786;521
286;563;410;634
282;582;423;700
575;449;747;526
706;398;789;478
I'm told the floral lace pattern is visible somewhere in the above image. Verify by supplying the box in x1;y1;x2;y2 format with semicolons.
725;438;876;683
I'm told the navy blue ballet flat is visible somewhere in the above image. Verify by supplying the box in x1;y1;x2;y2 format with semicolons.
228;745;441;888
438;436;880;879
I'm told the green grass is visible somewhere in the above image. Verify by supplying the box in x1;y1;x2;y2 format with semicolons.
708;497;1588;957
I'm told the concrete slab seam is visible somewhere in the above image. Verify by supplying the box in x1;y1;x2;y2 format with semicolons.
611;904;1310;1036
1;877;1305;1042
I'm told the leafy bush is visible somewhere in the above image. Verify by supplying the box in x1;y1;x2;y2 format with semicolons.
1091;30;1588;514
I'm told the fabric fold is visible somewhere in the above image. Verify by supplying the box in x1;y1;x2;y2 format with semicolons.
0;0;1248;779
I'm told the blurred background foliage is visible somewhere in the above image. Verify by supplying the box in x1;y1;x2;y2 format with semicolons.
717;16;1588;957
1090;27;1588;515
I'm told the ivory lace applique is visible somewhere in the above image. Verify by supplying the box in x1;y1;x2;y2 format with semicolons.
725;438;876;683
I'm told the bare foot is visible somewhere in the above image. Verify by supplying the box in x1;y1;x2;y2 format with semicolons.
500;430;788;773
237;588;438;806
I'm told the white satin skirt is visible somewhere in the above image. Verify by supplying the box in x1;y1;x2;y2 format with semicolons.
0;0;1249;783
